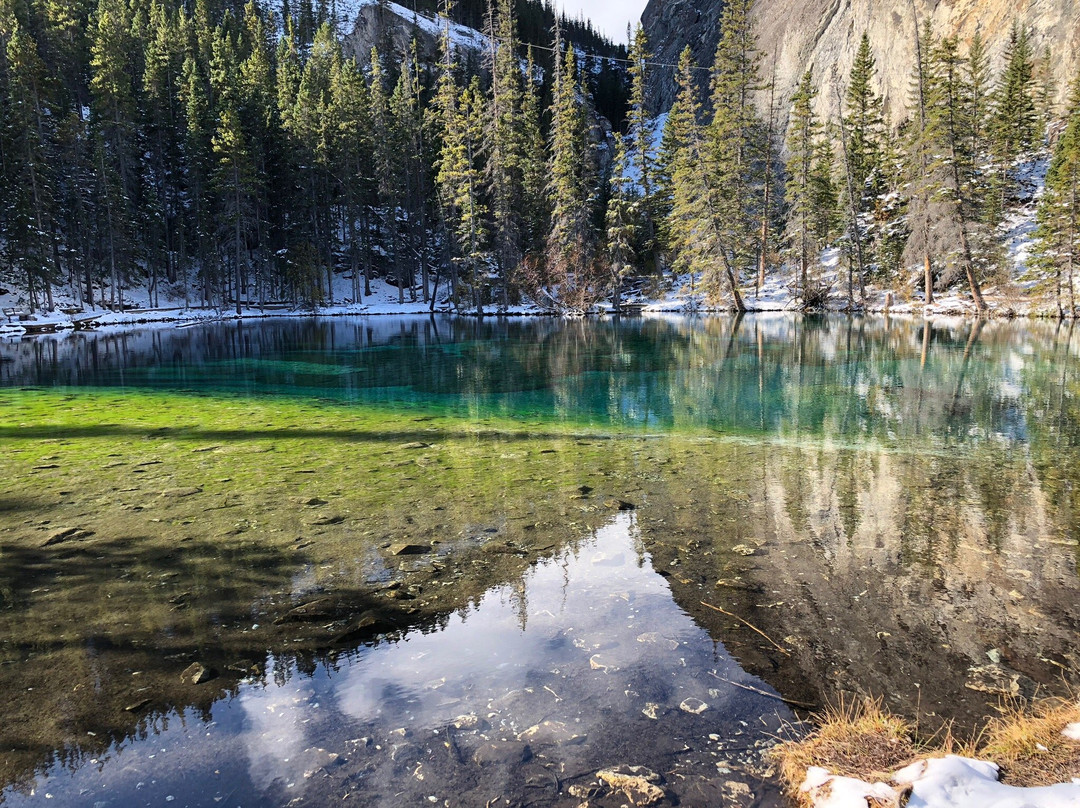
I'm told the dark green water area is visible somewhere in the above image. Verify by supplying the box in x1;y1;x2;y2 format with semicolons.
0;314;1078;807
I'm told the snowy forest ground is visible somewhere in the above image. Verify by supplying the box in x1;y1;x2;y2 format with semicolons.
0;156;1061;336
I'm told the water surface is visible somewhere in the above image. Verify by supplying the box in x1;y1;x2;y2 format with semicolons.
1;314;1078;806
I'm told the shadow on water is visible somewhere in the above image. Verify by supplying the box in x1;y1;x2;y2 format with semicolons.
0;425;598;443
0;523;546;800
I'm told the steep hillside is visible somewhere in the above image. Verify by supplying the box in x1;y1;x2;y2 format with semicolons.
340;0;629;125
642;0;1080;122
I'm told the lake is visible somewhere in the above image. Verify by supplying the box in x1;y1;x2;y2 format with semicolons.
1;314;1078;807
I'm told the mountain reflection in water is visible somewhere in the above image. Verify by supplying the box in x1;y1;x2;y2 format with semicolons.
1;514;791;808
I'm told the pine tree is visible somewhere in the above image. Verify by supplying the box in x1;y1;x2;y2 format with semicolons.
242;2;283;305
626;25;658;270
210;19;257;314
756;66;782;295
369;46;406;299
212;105;256;314
702;0;762;308
605;138;639;309
142;0;182;307
546;39;599;309
292;22;341;301
518;46;548;266
437;75;490;313
664;46;745;311
329;52;373;303
0;2;60;311
811;133;839;249
627;26;654;201
89;0;138;309
844;33;885;200
1034;74;1080;315
904;29;987;312
486;0;526;305
967;32;991;168
1034;46;1057;137
389;49;426;303
988;23;1036;225
904;19;940;305
785;69;823;300
178;26;214;305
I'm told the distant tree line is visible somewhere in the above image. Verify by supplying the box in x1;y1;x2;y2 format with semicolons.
0;0;626;313
1;0;1078;315
648;1;1071;314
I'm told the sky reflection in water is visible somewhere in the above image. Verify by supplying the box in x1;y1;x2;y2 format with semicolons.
4;514;789;807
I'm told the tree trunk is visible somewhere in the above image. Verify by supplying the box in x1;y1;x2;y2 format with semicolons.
955;212;986;314
234;166;243;316
924;252;933;305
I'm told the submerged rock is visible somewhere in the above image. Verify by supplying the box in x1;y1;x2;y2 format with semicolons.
472;741;531;767
590;654;618;672
518;720;586;746
450;714;485;730
161;487;202;498
331;611;397;645
389;542;431;556
180;662;216;685
597;765;666;806
642;703;666;720
274;598;337;624
636;632;680;651
124;697;152;713
679;698;710;715
40;527;94;547
965;664;1037;699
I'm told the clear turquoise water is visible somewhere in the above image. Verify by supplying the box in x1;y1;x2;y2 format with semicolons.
0;315;1056;447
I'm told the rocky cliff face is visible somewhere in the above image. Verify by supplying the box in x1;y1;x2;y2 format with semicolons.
340;1;489;71
642;0;1080;123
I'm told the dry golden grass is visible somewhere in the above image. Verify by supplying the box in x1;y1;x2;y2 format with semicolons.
980;698;1080;787
773;694;1080;805
773;696;921;806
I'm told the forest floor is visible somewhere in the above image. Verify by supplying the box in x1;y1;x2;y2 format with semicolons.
0;257;1066;340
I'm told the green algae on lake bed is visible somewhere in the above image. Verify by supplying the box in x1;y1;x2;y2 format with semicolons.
1;315;1080;807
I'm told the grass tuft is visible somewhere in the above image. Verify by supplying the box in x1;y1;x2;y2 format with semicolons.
980;698;1080;787
773;694;1080;805
773;695;920;805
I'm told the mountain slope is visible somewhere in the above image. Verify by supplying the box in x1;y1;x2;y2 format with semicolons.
642;0;1080;122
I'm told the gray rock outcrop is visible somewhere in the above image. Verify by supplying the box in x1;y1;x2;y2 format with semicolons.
642;0;1080;124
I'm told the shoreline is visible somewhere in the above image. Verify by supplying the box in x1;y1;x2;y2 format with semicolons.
1;296;1070;338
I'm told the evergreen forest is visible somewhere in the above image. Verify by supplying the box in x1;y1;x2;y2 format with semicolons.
1;0;1079;316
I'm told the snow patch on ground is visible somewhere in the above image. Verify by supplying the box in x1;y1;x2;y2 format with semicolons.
1004;157;1049;279
338;0;488;53
623;113;667;196
802;767;897;808
802;756;1080;808
1064;723;1080;741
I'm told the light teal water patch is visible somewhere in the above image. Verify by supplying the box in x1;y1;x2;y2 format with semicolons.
0;315;1061;449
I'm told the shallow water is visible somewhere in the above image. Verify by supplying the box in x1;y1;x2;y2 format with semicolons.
0;515;790;807
1;314;1079;807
